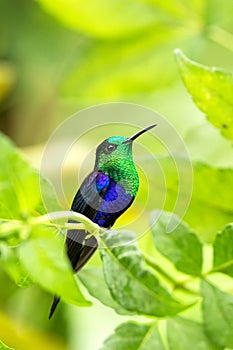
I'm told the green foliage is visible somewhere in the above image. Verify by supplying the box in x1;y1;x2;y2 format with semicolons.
33;0;233;105
167;317;220;350
0;133;60;220
100;230;188;317
18;226;91;306
38;0;163;39
145;158;233;241
101;321;164;350
150;211;202;276
0;244;32;287
0;0;80;145
175;49;233;140
213;224;233;277
202;281;233;348
0;1;233;348
0;341;14;350
1;126;233;349
0;132;90;307
61;31;179;100
78;267;132;315
68;214;233;350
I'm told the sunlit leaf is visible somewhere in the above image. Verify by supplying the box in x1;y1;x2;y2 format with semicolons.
79;267;133;315
36;0;233;105
175;49;233;140
144;157;233;242
37;0;196;39
213;224;233;277
61;30;192;101
150;211;202;276
0;340;14;350
18;226;91;306
40;1;205;101
100;230;189;317
0;244;33;288
0;221;24;245
202;280;233;348
38;0;161;39
101;321;165;350
167;317;220;350
36;176;63;214
0;133;61;222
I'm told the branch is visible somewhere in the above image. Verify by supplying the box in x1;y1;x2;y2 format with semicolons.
30;211;104;235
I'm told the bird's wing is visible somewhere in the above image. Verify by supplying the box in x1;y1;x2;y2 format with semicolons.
66;171;110;271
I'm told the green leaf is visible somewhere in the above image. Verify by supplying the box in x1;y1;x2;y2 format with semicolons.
0;340;14;350
150;211;203;276
175;49;233;140
101;321;165;350
213;224;233;277
38;0;170;39
0;221;26;245
167;317;220;350
0;133;61;221
18;225;91;306
36;176;63;214
100;230;189;317
145;157;233;242
0;244;33;287
40;1;204;101
202;280;233;348
37;0;200;39
37;0;232;104
61;31;191;101
79;267;133;315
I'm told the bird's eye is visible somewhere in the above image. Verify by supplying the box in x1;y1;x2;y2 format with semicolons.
104;143;117;154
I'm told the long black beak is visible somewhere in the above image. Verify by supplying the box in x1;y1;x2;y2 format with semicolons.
123;124;157;143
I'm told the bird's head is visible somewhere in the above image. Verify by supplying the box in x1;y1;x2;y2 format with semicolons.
94;124;156;171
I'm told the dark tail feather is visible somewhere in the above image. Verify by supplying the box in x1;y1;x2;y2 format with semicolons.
49;296;60;319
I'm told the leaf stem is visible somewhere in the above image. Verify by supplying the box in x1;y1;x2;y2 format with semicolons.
202;258;233;277
208;25;233;52
0;221;25;239
143;253;199;295
143;253;176;284
0;211;104;241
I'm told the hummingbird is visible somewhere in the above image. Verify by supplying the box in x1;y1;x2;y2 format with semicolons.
49;124;156;319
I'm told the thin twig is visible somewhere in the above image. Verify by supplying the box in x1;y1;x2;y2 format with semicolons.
30;211;104;235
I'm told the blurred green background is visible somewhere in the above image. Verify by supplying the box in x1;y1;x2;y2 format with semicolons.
0;0;233;349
